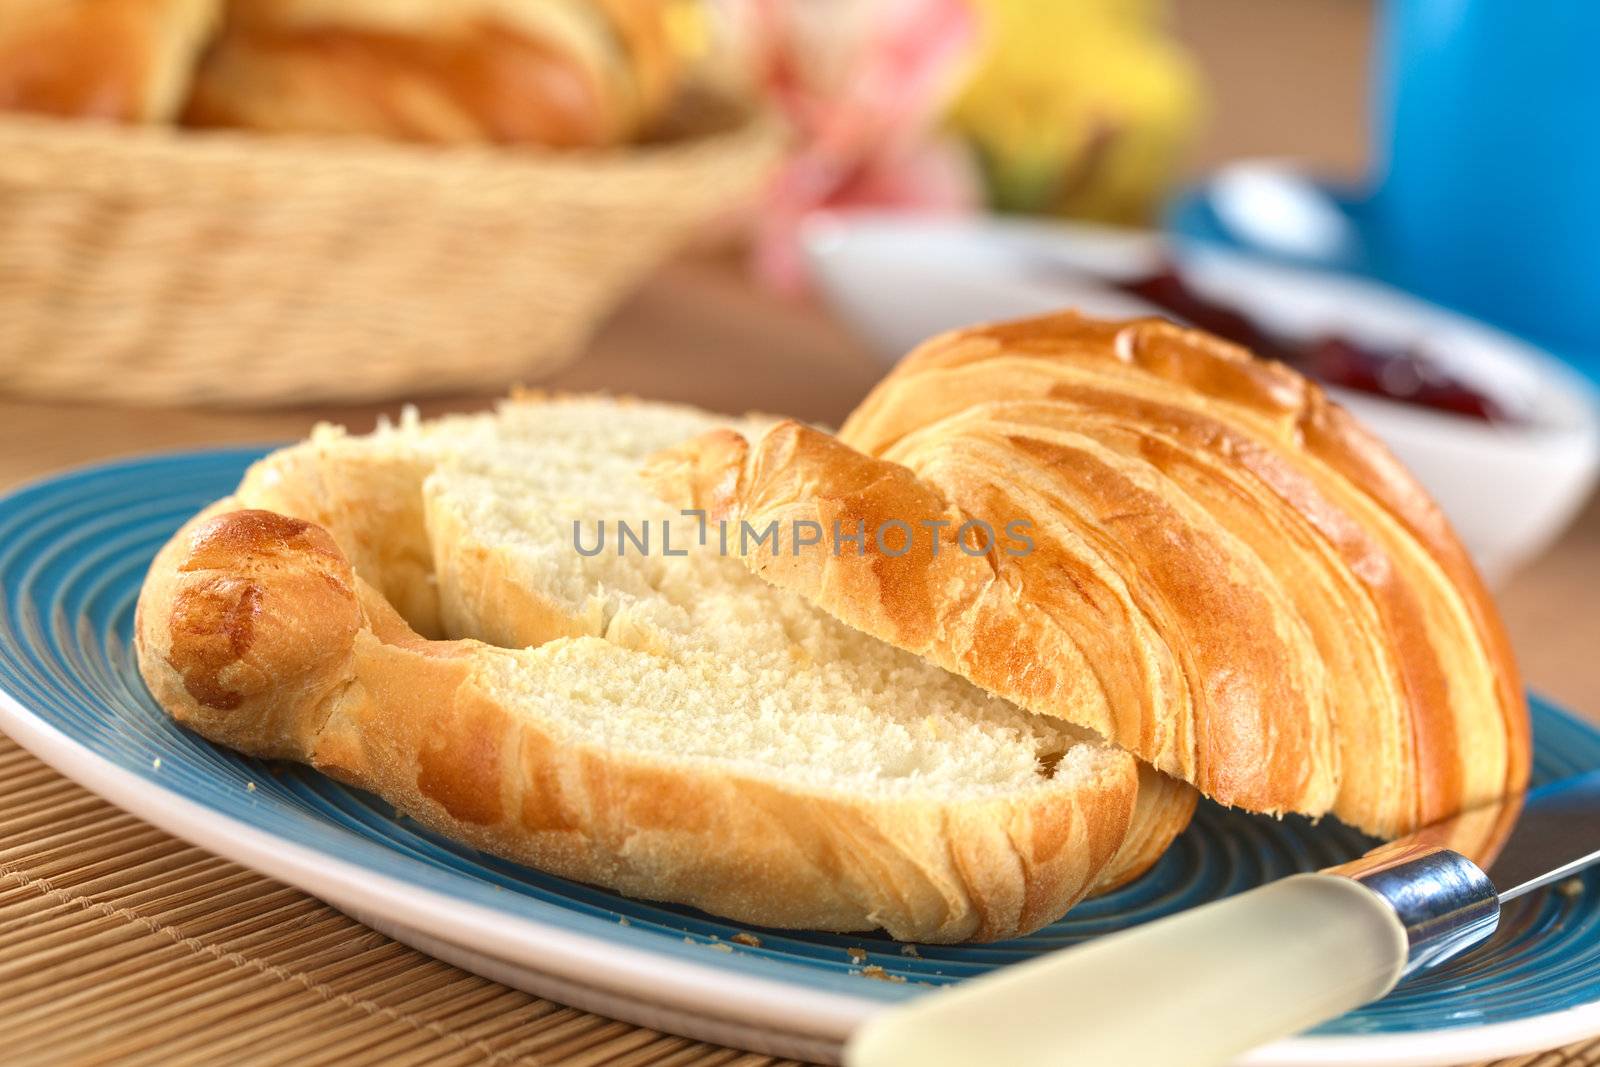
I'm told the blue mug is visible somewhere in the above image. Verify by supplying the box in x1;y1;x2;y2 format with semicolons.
1369;0;1600;360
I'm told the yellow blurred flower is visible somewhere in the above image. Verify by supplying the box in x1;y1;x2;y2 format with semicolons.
949;0;1203;223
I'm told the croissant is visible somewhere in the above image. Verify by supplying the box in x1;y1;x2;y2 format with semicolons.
181;0;682;146
135;398;1198;942
0;0;219;121
647;313;1531;838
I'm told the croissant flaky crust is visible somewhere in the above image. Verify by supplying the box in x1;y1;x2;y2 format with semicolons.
134;504;1140;942
648;313;1532;838
135;399;1201;942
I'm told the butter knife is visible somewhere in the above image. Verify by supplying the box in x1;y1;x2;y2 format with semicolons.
847;768;1600;1067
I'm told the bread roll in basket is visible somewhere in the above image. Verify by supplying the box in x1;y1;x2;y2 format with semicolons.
136;315;1529;941
182;0;685;146
0;0;219;121
0;0;778;406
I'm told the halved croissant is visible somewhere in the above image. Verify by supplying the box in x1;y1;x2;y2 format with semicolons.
136;398;1198;942
647;313;1531;838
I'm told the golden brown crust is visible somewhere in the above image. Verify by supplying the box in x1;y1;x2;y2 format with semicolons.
135;457;1168;942
1096;762;1199;892
230;432;444;635
138;502;363;760
647;313;1531;837
0;0;219;122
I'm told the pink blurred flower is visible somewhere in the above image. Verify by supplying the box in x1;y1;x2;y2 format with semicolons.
748;0;982;293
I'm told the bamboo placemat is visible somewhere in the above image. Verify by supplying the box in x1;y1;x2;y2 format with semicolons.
0;730;1594;1067
0;733;791;1067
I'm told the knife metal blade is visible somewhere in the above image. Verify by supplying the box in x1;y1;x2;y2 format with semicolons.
1477;767;1600;900
1327;766;1600;978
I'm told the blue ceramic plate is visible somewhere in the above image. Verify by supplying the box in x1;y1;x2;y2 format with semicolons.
3;449;1599;1065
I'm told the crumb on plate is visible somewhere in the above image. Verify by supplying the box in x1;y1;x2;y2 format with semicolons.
859;966;905;983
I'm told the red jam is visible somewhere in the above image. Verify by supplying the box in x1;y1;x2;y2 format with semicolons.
1116;267;1507;423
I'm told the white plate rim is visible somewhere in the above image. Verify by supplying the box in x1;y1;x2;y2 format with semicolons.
0;693;874;1047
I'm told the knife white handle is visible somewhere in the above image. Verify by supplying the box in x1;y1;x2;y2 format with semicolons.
845;873;1409;1067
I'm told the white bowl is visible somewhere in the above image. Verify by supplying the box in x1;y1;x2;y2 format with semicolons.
803;213;1600;583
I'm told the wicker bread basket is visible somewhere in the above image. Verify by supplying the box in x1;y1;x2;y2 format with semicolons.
0;111;780;407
